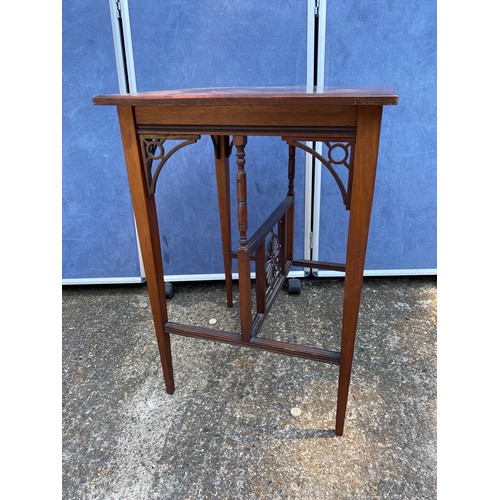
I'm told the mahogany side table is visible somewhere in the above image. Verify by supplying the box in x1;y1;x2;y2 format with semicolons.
93;86;398;436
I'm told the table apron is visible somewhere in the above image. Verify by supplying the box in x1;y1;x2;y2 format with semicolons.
133;104;358;129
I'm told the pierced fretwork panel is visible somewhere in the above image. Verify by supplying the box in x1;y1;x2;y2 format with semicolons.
139;134;201;196
265;229;282;288
283;138;355;209
254;213;288;319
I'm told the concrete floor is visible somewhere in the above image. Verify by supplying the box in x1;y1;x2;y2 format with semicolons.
62;277;436;499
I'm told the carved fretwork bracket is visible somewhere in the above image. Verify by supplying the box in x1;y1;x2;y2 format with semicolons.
283;138;356;209
139;134;200;196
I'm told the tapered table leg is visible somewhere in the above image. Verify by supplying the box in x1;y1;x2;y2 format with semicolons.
117;106;175;394
213;135;233;307
335;106;383;435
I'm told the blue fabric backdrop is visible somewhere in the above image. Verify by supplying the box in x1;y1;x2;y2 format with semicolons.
62;0;436;280
128;0;308;276
62;0;140;279
319;0;437;271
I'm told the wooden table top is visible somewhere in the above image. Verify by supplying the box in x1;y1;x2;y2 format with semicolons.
93;86;398;107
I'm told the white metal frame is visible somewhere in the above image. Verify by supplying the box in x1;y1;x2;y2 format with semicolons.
116;0;146;282
303;0;315;268
305;0;327;269
316;269;437;278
